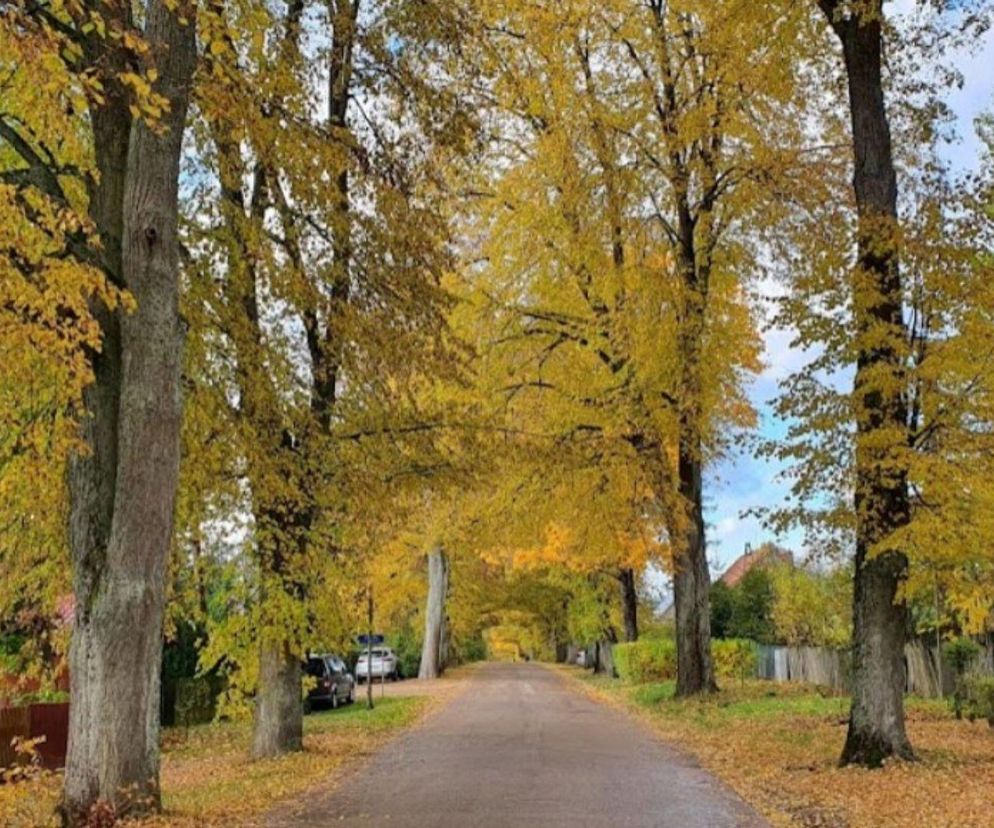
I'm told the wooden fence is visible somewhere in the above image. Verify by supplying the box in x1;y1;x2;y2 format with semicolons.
565;634;994;698
756;636;994;698
0;702;69;771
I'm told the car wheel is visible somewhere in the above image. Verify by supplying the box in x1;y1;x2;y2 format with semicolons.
331;688;339;709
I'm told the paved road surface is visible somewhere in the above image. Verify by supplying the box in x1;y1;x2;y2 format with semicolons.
271;662;767;828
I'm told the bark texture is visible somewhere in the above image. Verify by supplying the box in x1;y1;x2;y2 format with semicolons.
673;435;717;696
618;568;639;642
593;639;616;677
62;2;196;822
818;0;914;767
670;190;717;697
252;640;304;759
419;547;450;680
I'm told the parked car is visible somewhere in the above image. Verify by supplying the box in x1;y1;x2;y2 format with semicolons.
304;654;355;711
355;646;399;683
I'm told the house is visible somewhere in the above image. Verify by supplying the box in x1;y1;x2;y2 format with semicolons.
718;542;793;587
660;542;794;618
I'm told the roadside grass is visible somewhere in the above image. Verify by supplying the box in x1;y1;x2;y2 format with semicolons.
0;695;433;828
569;669;994;828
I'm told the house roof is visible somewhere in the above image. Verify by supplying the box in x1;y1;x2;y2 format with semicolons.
658;542;794;619
719;543;793;587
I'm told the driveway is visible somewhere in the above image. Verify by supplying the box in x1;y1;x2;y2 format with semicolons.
270;661;767;827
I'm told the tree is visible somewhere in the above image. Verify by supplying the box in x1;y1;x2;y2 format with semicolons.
709;569;778;644
892;156;994;639
809;0;913;766
770;563;852;648
452;1;679;638
1;0;198;819
178;0;472;757
65;4;197;818
463;0;818;695
760;0;994;767
0;6;122;694
615;0;822;694
709;581;735;640
731;569;777;644
418;546;450;679
197;0;332;760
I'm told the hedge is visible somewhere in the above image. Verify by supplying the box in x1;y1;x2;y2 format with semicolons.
613;638;758;685
712;638;758;684
613;639;677;683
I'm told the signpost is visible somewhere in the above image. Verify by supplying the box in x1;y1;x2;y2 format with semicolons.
365;587;374;709
357;626;387;702
357;594;389;708
356;634;385;646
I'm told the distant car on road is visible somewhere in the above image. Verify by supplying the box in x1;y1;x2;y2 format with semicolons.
355;646;399;682
304;654;355;711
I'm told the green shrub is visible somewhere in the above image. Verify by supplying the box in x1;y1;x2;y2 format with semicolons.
175;675;224;727
452;633;487;665
712;638;758;684
388;625;421;679
613;639;677;683
943;637;982;719
615;638;758;685
965;675;994;727
944;637;981;674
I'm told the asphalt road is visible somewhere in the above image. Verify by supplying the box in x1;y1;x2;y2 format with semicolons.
271;661;768;828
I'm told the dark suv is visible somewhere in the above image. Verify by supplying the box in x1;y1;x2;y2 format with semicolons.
304;654;355;712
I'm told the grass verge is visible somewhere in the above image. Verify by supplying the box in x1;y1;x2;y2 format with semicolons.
562;667;994;828
1;693;439;827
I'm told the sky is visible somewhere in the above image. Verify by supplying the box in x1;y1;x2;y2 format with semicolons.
700;20;994;579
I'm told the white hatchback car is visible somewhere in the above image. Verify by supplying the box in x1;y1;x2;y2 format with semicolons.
355;646;400;682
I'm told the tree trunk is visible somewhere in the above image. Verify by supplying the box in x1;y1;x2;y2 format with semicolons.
594;639;616;677
618;568;639;642
250;527;306;758
419;546;449;680
673;321;717;696
818;0;914;767
440;610;450;668
61;3;196;822
207;72;308;765
252;639;303;759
